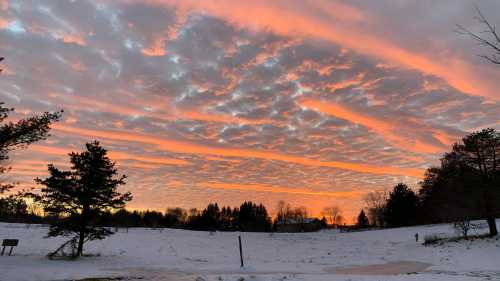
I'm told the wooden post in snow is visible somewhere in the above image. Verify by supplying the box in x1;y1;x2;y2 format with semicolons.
238;235;244;267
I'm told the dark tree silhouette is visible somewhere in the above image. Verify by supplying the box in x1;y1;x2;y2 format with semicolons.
235;201;272;232
142;210;163;228
200;203;221;230
419;161;483;226
186;201;271;232
425;129;499;236
219;206;235;230
357;209;369;228
275;200;293;224
384;183;419;227
32;141;132;257
457;7;500;65
0;195;27;219
455;13;500;236
0;56;61;194
363;190;387;227
164;207;188;227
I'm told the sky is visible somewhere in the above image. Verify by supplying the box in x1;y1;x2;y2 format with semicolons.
0;0;499;221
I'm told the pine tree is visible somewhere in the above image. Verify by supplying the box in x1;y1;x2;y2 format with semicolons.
0;57;61;194
384;183;419;227
33;141;132;257
236;201;271;232
357;209;369;228
200;203;221;230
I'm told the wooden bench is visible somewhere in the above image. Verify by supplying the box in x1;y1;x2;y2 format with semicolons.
1;239;19;256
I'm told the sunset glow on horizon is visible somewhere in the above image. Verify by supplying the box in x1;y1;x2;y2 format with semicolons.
1;0;499;220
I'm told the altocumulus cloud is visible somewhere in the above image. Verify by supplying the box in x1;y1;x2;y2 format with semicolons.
0;0;499;218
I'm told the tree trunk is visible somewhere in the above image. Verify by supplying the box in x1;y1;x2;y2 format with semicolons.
486;216;498;236
77;230;84;256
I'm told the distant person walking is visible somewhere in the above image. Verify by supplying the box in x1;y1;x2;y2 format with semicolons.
415;233;419;242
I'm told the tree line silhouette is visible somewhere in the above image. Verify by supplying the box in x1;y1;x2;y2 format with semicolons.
360;130;500;237
106;201;274;232
1;196;328;233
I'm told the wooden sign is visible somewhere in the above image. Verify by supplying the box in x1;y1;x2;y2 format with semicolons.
1;239;19;256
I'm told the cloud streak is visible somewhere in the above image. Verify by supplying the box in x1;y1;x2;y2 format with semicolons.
300;99;457;154
51;124;423;177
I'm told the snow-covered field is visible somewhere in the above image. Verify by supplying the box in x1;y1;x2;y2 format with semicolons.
1;221;499;281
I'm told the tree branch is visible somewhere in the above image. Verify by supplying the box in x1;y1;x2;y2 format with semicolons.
457;8;500;65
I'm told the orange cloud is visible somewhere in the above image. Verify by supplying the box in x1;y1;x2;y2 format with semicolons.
53;32;86;46
301;99;446;154
51;124;424;178
141;36;167;56
54;93;271;126
204;156;241;163
126;162;165;170
203;182;363;198
323;75;364;92
70;60;87;73
108;151;189;166
29;145;188;167
5;170;47;177
0;17;8;29
178;110;270;125
29;145;71;156
140;0;497;101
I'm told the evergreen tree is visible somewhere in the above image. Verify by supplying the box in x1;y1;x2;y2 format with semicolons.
129;210;142;227
164;207;187;227
220;206;234;230
0;195;27;220
419;129;500;236
0;56;61;223
357;209;369;228
32;141;132;257
236;201;271;232
384;183;419;227
0;57;61;194
320;217;328;228
113;209;132;228
142;210;163;228
199;203;221;230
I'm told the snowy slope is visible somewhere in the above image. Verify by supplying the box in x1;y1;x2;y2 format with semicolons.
0;221;499;281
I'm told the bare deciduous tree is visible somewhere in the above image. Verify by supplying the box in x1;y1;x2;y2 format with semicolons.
454;218;472;239
457;7;500;65
275;201;310;224
363;190;387;227
293;206;308;224
275;200;294;224
321;206;343;226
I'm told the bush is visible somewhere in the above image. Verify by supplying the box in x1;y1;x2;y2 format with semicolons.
454;219;472;238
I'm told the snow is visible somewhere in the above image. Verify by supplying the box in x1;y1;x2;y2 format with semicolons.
0;221;499;281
